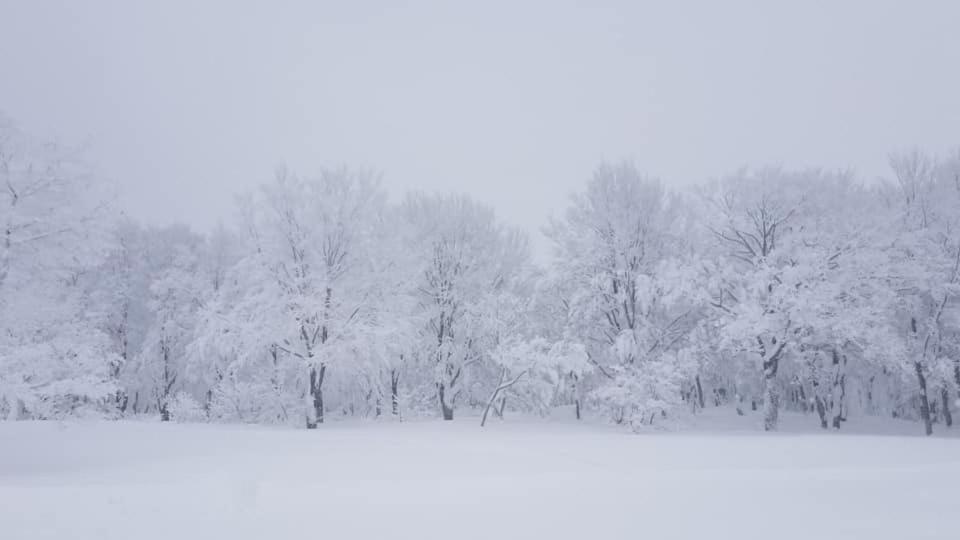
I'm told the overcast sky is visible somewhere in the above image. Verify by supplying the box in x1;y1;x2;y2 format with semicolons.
2;0;959;254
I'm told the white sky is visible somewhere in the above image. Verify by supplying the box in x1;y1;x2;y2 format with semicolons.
2;0;959;255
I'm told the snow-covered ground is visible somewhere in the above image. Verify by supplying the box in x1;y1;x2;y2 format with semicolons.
2;411;959;540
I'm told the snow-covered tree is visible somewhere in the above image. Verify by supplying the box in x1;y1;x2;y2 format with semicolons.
546;162;702;426
0;115;116;419
476;290;590;426
402;193;530;420
229;167;384;428
129;229;206;421
6;106;959;439
879;150;960;434
700;168;897;430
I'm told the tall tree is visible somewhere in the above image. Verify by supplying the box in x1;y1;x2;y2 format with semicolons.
882;150;960;435
402;193;529;420
237;167;383;428
546;162;699;426
0;114;116;419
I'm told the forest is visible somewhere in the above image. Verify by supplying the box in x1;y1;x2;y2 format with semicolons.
2;114;959;436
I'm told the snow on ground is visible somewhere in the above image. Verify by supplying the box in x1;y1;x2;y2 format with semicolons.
2;410;959;540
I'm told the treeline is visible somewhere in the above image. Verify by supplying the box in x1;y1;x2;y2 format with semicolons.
1;115;958;434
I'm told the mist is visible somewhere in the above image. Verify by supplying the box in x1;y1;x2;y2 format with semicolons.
3;0;959;253
3;3;960;539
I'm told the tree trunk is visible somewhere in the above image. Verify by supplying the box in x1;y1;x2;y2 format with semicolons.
762;355;780;431
914;361;933;436
304;290;332;429
814;396;828;429
480;385;500;427
571;372;582;420
941;387;953;428
438;382;454;420
908;318;934;435
762;382;779;431
390;369;400;417
316;366;325;425
159;403;170;422
831;351;847;430
307;364;326;429
695;375;705;410
159;344;175;422
758;335;785;431
481;370;525;427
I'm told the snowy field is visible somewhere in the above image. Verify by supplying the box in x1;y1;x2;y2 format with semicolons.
2;412;959;540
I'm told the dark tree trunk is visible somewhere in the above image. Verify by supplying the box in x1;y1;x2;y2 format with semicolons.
159;403;170;422
304;290;332;429
762;384;779;431
941;387;953;428
715;387;727;407
909;318;933;435
914;361;933;436
111;309;129;415
571;372;582;420
390;368;400;416
815;396;828;429
762;360;780;431
316;384;324;425
438;382;454;420
307;364;326;429
831;350;847;430
159;345;175;422
441;402;454;420
695;375;705;410
797;384;808;413
758;335;785;431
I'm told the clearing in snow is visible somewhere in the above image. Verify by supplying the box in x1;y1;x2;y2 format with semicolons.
2;412;958;540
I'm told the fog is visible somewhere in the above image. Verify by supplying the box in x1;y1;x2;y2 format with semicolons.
6;6;960;538
2;0;959;253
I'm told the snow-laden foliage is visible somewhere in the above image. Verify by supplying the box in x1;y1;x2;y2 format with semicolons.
545;164;703;426
3;113;960;435
0;116;116;419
